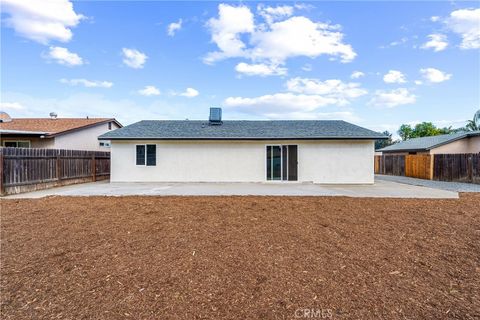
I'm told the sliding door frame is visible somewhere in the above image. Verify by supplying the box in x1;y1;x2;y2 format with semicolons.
265;144;298;182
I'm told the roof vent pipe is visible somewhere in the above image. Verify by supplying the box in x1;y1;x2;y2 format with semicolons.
0;111;12;123
209;107;222;125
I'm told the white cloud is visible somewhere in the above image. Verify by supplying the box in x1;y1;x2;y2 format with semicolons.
223;77;366;118
445;8;480;49
167;19;182;36
3;90;361;123
369;88;416;108
257;4;294;24
1;91;196;125
235;62;287;76
224;93;339;113
286;78;367;104
1;0;84;44
302;64;312;72
45;46;83;66
204;4;356;75
421;34;448;52
0;102;24;110
383;70;407;84
224;93;359;120
60;78;113;88
389;37;408;47
350;71;365;79
380;37;408;49
204;4;255;64
262;111;359;122
138;85;161;96
250;16;356;64
430;16;440;22
414;80;423;85
122;48;147;69
420;68;452;83
293;3;315;11
179;88;199;98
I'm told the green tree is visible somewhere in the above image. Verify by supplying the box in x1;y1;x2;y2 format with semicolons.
438;126;455;134
465;110;480;131
398;122;453;141
413;122;442;137
375;131;394;149
398;124;414;140
466;120;479;131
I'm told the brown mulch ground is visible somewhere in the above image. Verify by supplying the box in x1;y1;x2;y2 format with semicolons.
1;195;479;320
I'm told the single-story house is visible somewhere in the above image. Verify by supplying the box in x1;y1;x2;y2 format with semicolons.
0;112;122;151
99;108;386;184
377;131;480;155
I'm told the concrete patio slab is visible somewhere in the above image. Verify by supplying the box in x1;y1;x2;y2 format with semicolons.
3;179;459;199
376;174;480;192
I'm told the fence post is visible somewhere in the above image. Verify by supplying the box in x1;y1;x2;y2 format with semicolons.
0;150;4;196
467;154;473;183
428;155;434;180
56;155;61;181
92;154;96;182
405;155;409;177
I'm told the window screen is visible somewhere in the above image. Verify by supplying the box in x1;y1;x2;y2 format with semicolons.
3;141;30;148
17;141;30;148
136;145;146;165
146;144;156;166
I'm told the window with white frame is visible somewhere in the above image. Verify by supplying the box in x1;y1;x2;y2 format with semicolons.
136;144;156;166
3;140;31;148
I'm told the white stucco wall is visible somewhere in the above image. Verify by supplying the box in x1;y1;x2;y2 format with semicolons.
110;139;375;184
53;121;120;151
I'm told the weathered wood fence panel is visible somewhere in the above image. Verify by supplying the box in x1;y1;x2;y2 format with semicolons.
374;155;405;176
0;147;110;195
375;153;480;184
433;153;480;184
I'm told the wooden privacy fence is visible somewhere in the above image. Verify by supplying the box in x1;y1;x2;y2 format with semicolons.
375;153;480;184
405;155;433;180
0;147;110;195
434;153;480;184
375;155;405;176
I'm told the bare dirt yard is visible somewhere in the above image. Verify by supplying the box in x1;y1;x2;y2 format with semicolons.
1;195;479;319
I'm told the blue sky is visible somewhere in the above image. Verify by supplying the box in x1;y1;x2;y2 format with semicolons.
1;1;479;136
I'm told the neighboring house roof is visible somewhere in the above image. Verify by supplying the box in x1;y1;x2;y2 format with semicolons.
0;118;122;137
378;131;480;152
99;120;386;140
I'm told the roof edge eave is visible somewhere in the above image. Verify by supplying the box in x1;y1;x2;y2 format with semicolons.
380;148;428;153
98;136;387;141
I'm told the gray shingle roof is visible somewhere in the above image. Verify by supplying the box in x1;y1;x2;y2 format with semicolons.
99;120;386;140
378;131;480;152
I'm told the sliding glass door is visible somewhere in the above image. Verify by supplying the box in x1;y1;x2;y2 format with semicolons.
266;145;297;181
